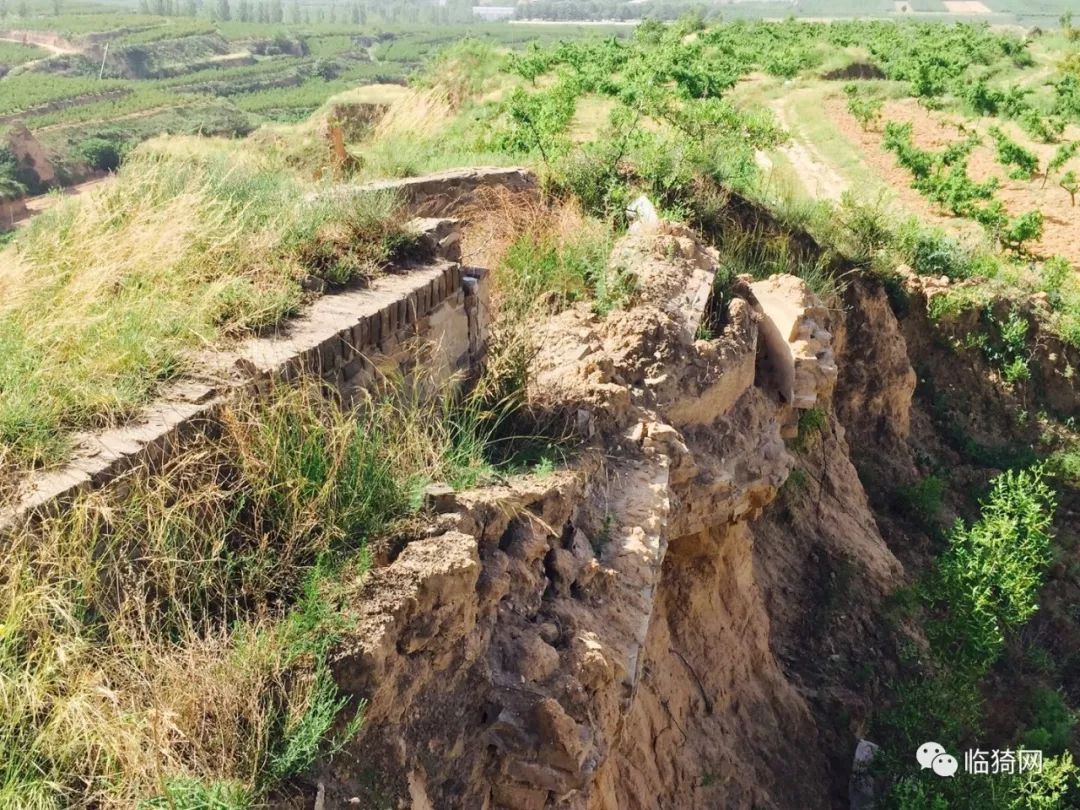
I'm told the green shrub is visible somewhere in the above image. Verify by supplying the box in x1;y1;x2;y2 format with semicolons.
0;147;25;200
930;467;1056;677
77;136;124;172
781;466;809;497
973;307;1032;385
837;192;892;264
1041;256;1071;305
497;80;578;164
900;226;975;280
897;474;945;525
1019;688;1077;756
876;466;1066;808
1046;446;1080;487
1018;110;1065;145
844;83;884;131
791;407;827;453
1000;209;1044;255
267;664;360;782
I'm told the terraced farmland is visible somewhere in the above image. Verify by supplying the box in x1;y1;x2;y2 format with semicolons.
0;11;622;200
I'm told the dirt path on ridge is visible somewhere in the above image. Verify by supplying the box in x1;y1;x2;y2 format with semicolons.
0;32;81;76
0;36;77;57
768;96;848;202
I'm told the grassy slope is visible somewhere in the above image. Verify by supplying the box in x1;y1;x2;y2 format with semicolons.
0;140;411;482
0;109;593;807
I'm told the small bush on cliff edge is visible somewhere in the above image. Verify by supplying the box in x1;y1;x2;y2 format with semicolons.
77;136;124;172
791;407;827;453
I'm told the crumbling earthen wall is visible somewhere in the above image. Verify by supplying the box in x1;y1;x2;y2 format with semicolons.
312;218;862;809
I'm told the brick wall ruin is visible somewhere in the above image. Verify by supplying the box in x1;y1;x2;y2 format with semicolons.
0;167;535;531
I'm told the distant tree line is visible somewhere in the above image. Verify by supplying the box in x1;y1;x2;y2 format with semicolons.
516;0;723;22
133;0;475;25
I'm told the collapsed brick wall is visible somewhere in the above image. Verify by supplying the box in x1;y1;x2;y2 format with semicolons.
0;211;499;532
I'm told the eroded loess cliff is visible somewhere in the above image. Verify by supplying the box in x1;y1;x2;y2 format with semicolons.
308;215;1051;809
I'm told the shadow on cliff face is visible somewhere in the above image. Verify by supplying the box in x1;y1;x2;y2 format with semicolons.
754;258;1080;807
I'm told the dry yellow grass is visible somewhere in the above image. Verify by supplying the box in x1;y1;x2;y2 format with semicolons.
0;353;538;807
0;140;410;490
0;380;422;807
0;446;306;807
326;83;411;107
371;85;457;144
457;185;600;279
569;94;617;143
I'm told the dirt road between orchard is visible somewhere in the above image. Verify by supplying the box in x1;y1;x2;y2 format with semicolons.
0;32;79;57
769;97;848;202
12;175;112;228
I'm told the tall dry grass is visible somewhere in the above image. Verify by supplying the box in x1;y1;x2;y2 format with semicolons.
0;370;521;808
352;41;521;181
455;186;618;445
0;142;412;492
371;86;457;145
459;185;613;315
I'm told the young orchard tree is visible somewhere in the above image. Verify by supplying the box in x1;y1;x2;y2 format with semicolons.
1001;209;1045;254
989;126;1039;181
1061;171;1079;207
844;84;884;131
1044;141;1079;188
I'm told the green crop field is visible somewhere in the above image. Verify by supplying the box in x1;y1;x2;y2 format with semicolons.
1;0;1077;195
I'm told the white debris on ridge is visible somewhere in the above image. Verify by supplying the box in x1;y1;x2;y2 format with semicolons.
625;195;659;230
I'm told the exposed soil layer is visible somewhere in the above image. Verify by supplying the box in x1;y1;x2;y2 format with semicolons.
821;62;885;80
296;200;1080;808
